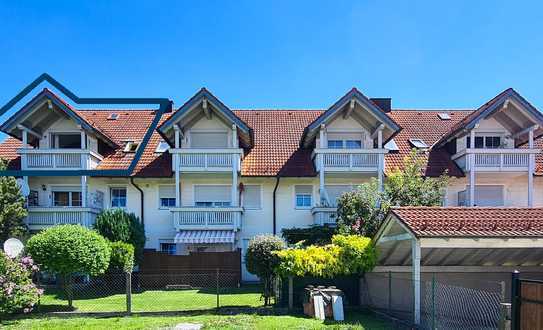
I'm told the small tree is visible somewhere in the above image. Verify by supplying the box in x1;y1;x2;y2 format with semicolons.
26;225;111;308
245;235;285;306
336;149;449;237
94;209;145;265
0;159;28;244
108;241;134;273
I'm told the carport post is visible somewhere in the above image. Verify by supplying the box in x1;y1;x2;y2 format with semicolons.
411;239;421;325
511;271;520;330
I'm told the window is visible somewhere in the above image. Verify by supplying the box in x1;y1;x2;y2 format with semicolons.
459;185;504;206
346;140;362;149
438;113;451;120
28;190;39;207
409;138;428;149
107;113;119;120
242;185;261;209
155;140;170;153
467;136;500;149
51;133;81;149
327;140;343;149
123;141;138;153
194;185;231;207
325;185;352;206
190;132;229;148
111;188;127;207
158;185;176;208
295;185;313;208
53;191;82;207
160;243;176;255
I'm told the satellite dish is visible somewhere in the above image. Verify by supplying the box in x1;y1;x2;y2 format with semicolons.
4;238;24;258
16;178;30;197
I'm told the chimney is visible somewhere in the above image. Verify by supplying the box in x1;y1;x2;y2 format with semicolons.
370;98;392;112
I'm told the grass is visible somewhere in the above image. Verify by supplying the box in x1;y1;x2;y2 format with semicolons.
39;285;263;313
1;311;394;329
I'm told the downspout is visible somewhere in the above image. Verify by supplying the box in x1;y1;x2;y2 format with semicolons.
130;177;144;226
272;176;281;235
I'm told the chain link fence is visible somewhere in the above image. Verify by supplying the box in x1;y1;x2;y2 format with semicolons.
35;270;266;313
361;272;504;329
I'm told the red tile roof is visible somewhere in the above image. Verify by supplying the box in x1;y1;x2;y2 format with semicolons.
0;137;22;170
390;206;543;238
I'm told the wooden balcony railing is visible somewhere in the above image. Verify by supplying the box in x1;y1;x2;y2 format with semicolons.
453;148;540;172
170;148;242;172
314;148;386;172
171;207;243;230
18;148;102;170
25;207;100;230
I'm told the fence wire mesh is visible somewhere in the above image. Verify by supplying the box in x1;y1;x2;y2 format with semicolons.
361;272;504;330
36;270;265;313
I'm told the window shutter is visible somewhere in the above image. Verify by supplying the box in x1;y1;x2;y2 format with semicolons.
159;185;176;198
242;185;261;209
194;185;231;203
295;185;313;195
190;132;229;148
51;186;82;192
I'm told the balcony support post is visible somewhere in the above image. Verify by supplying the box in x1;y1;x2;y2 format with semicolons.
81;175;87;208
21;129;28;178
469;129;476;206
377;129;384;191
232;125;238;148
174;125;181;207
528;128;535;207
232;154;239;207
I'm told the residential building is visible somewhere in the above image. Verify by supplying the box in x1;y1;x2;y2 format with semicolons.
1;81;542;282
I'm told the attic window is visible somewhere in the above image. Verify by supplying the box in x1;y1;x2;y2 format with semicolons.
155;140;169;153
437;113;451;120
107;113;119;120
123;141;138;153
409;138;428;149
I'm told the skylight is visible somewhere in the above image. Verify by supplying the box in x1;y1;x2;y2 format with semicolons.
409;138;428;149
438;113;451;120
155;140;170;153
384;139;399;151
123;141;138;153
107;113;119;120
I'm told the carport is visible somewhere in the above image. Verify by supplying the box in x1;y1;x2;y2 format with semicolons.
373;207;543;325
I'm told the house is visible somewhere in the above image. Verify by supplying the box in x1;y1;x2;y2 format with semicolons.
1;76;543;283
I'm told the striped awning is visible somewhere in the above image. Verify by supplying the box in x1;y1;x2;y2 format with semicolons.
174;230;235;244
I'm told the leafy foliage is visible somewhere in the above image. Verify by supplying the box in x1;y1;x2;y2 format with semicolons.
336;149;449;236
94;209;145;265
26;225;111;276
274;234;376;278
108;241;134;273
0;159;28;243
245;235;285;305
281;226;337;246
0;252;42;315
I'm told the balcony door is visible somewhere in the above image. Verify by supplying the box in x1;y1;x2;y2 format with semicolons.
194;185;232;207
51;133;81;149
190;131;228;148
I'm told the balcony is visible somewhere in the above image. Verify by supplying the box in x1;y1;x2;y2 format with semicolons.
311;207;338;226
170;148;242;172
25;207;100;230
314;148;386;172
171;207;243;231
18;148;103;170
453;148;540;172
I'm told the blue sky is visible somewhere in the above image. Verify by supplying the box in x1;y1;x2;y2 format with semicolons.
1;0;543;113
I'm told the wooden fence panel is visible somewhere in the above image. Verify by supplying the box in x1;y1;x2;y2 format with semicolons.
520;281;543;330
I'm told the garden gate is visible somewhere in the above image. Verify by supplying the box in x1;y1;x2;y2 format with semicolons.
512;271;543;330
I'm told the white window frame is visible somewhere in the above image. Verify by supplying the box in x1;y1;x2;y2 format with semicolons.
241;184;263;210
159;242;177;255
49;184;83;207
466;132;506;149
293;185;314;210
48;130;83;149
110;187;127;208
158;184;176;210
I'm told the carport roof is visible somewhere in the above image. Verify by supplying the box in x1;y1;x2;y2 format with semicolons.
389;206;543;238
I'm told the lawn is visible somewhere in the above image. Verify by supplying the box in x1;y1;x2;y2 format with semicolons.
39;285;264;313
1;311;393;329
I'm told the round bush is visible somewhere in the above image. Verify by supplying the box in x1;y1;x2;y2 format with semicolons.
26;225;111;276
108;241;134;273
94;209;145;265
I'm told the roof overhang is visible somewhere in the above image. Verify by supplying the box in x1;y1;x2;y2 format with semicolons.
158;88;253;149
0;89;118;148
300;88;401;148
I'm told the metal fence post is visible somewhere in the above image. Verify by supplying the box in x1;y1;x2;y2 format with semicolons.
126;272;132;314
216;268;220;309
388;271;392;314
431;273;436;330
288;276;294;310
511;271;520;330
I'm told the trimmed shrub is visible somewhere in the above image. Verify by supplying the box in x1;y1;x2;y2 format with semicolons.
245;235;285;305
274;234;376;278
108;241;134;273
94;209;145;265
281;226;337;246
0;252;42;315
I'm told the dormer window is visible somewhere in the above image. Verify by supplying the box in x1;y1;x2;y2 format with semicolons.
51;133;81;149
107;113;119;120
155;140;170;153
466;136;501;149
123;141;138;153
409;138;428;149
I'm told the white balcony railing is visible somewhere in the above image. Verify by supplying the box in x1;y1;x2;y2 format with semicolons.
25;207;100;230
314;148;386;172
311;207;338;226
18;148;103;170
170;148;242;172
171;207;243;230
453;148;539;172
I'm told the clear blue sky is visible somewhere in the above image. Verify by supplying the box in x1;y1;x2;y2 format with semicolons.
1;0;542;112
